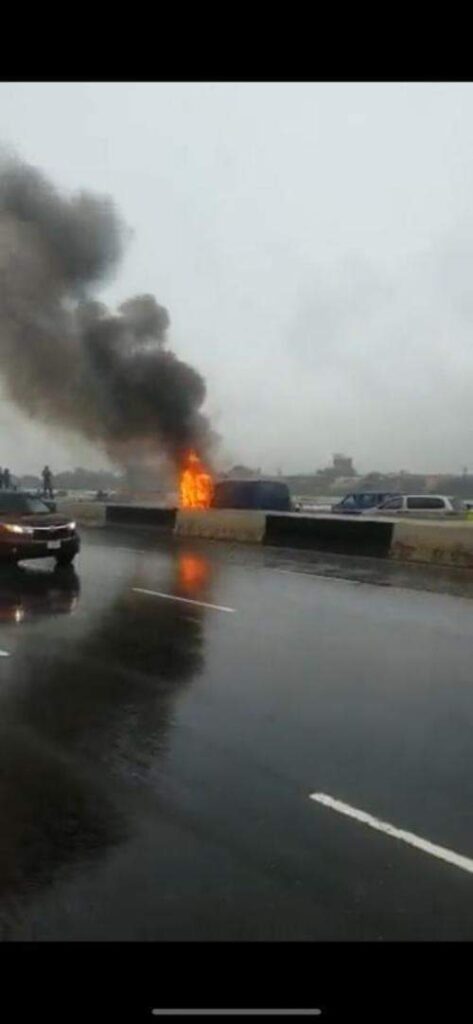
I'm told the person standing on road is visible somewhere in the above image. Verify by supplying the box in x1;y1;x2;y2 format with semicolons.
3;468;11;490
42;465;53;499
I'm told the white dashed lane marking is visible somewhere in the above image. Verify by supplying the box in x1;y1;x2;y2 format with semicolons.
310;792;473;876
132;587;235;614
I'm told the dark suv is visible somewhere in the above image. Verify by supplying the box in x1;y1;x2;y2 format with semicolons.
0;492;80;566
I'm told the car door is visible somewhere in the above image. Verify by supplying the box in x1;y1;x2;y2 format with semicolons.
374;496;403;515
335;494;357;513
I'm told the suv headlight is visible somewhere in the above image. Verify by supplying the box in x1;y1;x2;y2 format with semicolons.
2;524;34;536
67;521;76;531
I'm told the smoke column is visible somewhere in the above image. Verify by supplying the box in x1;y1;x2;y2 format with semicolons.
0;152;212;467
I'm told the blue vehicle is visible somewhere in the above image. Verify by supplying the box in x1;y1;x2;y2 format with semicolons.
211;479;291;512
332;491;401;515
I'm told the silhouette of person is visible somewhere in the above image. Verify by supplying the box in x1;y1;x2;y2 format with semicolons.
42;465;53;498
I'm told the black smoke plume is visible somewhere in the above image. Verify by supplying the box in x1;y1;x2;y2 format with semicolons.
0;153;212;466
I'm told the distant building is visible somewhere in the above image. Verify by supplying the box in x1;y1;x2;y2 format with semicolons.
332;453;356;477
425;475;442;490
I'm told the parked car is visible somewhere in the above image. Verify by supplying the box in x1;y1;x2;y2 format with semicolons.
372;494;464;517
0;491;80;566
332;491;401;515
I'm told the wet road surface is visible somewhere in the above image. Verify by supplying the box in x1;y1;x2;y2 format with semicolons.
1;527;473;940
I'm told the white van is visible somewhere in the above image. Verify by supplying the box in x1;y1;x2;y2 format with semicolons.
372;494;464;517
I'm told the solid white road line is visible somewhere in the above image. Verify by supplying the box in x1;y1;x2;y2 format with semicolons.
310;792;473;876
0;650;10;658
132;587;235;614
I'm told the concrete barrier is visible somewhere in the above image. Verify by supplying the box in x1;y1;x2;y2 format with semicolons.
390;519;473;568
105;505;177;529
56;500;106;526
264;513;395;558
175;508;266;543
96;503;473;570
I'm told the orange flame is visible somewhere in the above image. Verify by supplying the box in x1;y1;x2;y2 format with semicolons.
179;450;214;509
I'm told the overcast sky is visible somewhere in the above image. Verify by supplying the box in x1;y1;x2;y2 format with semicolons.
1;81;473;475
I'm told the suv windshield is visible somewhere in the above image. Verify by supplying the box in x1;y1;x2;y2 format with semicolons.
0;493;50;515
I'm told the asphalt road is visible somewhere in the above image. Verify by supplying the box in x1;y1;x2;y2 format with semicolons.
1;527;473;941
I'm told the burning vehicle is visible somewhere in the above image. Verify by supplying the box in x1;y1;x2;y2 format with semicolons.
211;478;291;511
177;453;292;513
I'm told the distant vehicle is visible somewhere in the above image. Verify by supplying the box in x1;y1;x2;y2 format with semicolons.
332;491;401;515
212;479;291;511
93;489;117;502
372;494;464;517
0;491;80;566
293;496;334;513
